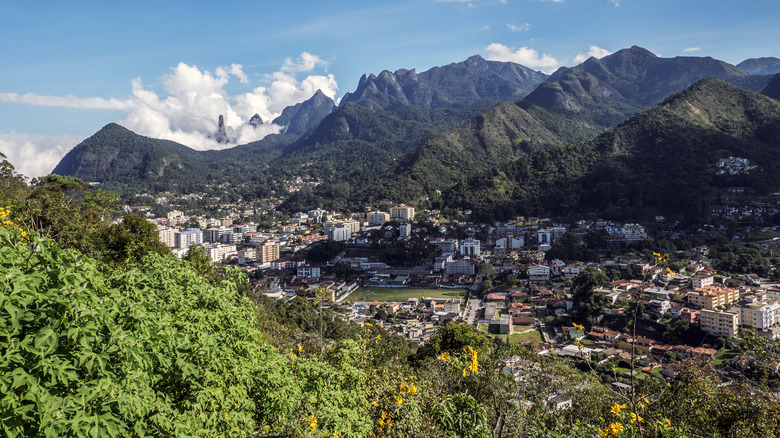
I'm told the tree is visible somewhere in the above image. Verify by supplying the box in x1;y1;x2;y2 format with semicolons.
570;268;609;327
99;214;170;266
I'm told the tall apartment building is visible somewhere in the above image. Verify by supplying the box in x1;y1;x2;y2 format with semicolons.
324;220;361;234
699;309;740;337
259;240;280;264
174;228;203;250
327;224;352;242
459;238;481;257
736;296;780;330
367;211;390;226
390;204;415;221
399;221;411;238
691;273;715;290
158;227;176;248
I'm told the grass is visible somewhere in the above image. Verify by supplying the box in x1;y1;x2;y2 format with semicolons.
344;287;467;303
509;328;543;344
711;347;739;367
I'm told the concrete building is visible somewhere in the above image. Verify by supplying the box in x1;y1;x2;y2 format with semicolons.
459;238;481;257
692;274;715;290
158;227;176;248
699;308;740;337
259;240;280;263
528;264;551;283
367;211;390;226
327;224;352;242
237;248;257;264
174;228;203;250
444;258;476;275
399;221;411;238
390;204;415;221
688;286;740;310
737;296;780;330
204;243;237;263
621;223;648;241
297;264;321;279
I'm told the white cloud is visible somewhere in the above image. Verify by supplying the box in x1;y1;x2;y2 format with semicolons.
484;43;564;73
481;25;491;30
0;93;132;110
507;22;530;32
573;45;612;64
608;0;620;5
0;132;84;178
683;47;701;53
538;0;563;2
0;54;340;176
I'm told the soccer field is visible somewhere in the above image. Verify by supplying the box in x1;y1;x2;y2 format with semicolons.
345;287;467;303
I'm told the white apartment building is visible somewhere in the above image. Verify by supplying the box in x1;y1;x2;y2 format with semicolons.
691;274;714;290
327;224;352;242
459;238;481;257
158;227;176;248
699;309;740;337
737;298;780;330
204;243;237;263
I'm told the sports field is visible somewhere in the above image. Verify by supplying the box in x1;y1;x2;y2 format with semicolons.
344;287;467;303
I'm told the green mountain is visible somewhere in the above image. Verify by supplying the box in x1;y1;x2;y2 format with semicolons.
52;124;209;191
762;73;780;99
738;57;780;75
339;55;548;111
441;78;780;221
519;46;754;141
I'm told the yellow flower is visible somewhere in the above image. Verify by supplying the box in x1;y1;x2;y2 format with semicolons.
396;396;403;406
297;343;303;353
664;418;671;427
372;401;379;408
407;384;417;395
308;415;318;432
641;394;649;404
462;368;467;377
364;322;373;327
630;412;643;423
332;431;339;438
607;422;624;435
440;352;450;361
610;403;627;414
376;334;381;340
572;322;584;330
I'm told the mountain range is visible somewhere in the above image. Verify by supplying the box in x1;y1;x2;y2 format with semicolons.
52;46;780;220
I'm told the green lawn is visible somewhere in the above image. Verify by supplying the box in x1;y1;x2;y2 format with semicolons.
509;328;542;344
344;287;467;303
712;347;739;367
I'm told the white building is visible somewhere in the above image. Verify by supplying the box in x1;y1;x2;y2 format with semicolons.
459;238;481;257
621;223;647;241
174;228;203;250
327;224;352;242
399;221;411;238
528;264;551;283
204;243;237;263
367;211;390;226
700;309;740;337
737;297;780;330
158;227;176;248
692;274;714;290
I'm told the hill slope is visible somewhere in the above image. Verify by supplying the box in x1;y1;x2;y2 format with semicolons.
441;78;780;221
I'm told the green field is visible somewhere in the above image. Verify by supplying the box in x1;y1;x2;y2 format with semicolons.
345;287;467;303
508;328;543;344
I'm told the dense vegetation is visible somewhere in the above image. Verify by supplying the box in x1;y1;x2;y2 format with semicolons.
3;155;780;437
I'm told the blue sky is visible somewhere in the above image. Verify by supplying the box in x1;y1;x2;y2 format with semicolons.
1;0;778;177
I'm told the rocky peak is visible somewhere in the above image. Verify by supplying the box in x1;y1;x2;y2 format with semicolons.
248;113;264;127
213;115;230;144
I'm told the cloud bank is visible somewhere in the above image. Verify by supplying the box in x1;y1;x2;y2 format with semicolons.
485;43;564;73
0;53;339;177
573;45;612;64
0;133;83;178
683;47;701;53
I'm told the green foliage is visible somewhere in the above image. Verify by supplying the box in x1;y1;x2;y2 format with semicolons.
570;268;609;327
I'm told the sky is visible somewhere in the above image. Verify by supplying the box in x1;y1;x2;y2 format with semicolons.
1;0;778;178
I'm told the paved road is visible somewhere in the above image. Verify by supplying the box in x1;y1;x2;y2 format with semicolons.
465;298;481;326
